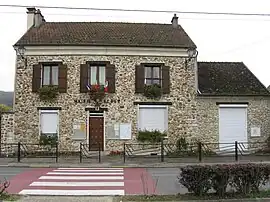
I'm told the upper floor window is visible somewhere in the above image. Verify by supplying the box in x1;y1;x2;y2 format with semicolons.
80;62;115;93
32;62;67;93
144;66;161;85
88;65;106;85
135;63;170;94
41;65;59;86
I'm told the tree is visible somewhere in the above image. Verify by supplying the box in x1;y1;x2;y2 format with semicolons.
0;104;11;113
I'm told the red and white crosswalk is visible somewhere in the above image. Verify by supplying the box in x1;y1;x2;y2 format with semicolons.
18;168;125;196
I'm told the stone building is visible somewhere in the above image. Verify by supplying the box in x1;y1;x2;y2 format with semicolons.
4;8;269;152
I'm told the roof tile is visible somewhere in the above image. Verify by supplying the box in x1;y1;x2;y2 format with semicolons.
15;22;196;48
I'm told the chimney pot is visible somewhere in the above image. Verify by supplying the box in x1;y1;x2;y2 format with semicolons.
171;13;179;28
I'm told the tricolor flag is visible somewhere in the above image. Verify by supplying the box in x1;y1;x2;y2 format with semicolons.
104;80;108;92
86;84;91;90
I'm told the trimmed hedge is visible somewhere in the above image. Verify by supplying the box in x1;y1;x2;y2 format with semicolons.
179;163;270;196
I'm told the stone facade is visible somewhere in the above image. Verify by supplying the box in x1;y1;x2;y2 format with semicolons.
0;112;15;144
197;96;270;143
14;55;197;151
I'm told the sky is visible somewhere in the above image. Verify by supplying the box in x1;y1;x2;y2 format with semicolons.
0;0;270;91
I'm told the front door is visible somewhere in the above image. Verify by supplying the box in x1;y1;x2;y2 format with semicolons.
89;116;104;151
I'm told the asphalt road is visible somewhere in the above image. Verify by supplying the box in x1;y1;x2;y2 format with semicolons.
0;167;30;181
147;167;186;195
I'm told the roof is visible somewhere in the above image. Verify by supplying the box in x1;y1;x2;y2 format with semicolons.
14;22;196;48
197;62;270;96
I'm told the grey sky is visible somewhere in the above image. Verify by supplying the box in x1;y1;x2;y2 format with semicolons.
1;0;270;91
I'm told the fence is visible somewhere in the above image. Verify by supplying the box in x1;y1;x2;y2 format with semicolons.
0;141;269;163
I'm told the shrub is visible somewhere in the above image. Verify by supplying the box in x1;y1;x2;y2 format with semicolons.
211;164;231;196
0;178;10;195
179;165;212;196
137;130;166;143
143;84;161;99
38;85;59;101
229;164;270;194
40;134;58;145
179;163;270;197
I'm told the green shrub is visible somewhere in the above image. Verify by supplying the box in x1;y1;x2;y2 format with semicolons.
143;84;161;99
211;164;231;197
179;163;270;197
179;165;212;196
40;134;58;145
38;85;59;101
229;164;270;194
137;130;166;143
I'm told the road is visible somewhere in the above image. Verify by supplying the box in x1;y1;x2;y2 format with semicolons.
0;166;181;196
0;167;31;180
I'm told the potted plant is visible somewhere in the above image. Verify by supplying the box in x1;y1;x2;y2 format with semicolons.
87;83;107;102
143;84;162;99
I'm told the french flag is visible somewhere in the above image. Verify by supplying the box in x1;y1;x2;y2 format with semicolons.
104;81;108;92
86;84;91;90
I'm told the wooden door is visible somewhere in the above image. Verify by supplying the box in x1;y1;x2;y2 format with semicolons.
89;117;104;151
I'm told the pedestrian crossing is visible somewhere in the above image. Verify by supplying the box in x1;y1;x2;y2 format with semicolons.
19;167;125;196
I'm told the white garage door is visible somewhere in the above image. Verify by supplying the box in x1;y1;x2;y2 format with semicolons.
138;106;168;132
219;106;247;146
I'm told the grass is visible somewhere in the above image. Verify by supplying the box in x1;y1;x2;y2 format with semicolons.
117;190;270;201
0;193;20;201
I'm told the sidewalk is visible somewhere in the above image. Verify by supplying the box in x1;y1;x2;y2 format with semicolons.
1;159;269;168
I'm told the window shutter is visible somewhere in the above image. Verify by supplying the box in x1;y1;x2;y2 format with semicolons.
106;64;115;93
135;64;144;93
162;66;170;94
80;64;89;93
58;64;67;93
32;64;41;92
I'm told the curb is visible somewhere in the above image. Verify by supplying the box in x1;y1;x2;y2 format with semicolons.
1;161;269;169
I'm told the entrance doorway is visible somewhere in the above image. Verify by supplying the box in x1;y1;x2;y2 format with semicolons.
89;112;104;151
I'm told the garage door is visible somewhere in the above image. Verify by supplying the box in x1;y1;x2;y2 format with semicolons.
138;106;168;132
219;105;247;150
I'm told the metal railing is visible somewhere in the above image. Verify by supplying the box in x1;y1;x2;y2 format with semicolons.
0;140;269;163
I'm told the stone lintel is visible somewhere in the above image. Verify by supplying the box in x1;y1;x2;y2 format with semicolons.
133;101;173;105
37;107;62;110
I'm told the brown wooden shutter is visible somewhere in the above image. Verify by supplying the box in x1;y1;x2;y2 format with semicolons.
162;66;170;94
80;64;89;93
32;64;41;92
58;64;67;93
135;64;144;93
106;64;116;93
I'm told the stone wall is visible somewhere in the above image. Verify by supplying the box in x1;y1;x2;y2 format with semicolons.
197;96;270;143
14;55;197;151
0;112;15;144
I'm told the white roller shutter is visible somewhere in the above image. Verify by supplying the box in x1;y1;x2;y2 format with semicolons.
40;112;58;134
219;106;247;150
138;106;168;132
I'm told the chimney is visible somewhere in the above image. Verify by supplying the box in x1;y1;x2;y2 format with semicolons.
171;14;179;28
26;7;45;30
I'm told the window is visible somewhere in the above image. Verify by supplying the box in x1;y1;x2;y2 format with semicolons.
144;66;161;85
41;65;59;86
88;65;106;85
40;110;59;137
138;106;168;132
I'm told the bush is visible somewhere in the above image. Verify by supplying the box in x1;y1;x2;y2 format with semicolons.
179;165;212;196
40;134;58;145
137;130;166;143
229;164;270;194
179;163;270;197
0;178;10;195
143;84;161;99
211;165;231;197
